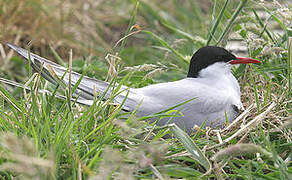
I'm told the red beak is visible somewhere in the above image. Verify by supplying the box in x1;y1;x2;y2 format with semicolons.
229;57;261;64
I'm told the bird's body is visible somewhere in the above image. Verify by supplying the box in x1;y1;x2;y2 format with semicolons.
7;44;260;133
128;63;243;132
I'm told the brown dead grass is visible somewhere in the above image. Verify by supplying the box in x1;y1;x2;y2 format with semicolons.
0;0;133;60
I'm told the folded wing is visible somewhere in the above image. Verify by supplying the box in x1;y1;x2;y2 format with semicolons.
7;43;139;111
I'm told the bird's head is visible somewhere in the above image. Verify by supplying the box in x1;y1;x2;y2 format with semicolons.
187;46;261;78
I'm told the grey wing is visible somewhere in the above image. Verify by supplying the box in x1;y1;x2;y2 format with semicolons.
7;43;139;111
7;43;109;98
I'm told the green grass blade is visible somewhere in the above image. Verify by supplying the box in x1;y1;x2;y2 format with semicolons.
169;124;211;172
162;22;206;45
216;0;248;45
206;0;229;45
189;0;203;27
0;85;26;114
252;9;276;43
49;45;66;67
119;0;139;51
287;37;291;106
142;30;188;63
249;71;260;113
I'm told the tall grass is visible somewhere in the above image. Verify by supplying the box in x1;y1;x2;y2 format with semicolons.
0;0;291;179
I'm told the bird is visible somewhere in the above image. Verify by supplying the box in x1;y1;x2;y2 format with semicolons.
7;43;261;133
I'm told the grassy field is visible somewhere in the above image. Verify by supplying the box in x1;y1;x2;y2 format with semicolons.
0;0;291;179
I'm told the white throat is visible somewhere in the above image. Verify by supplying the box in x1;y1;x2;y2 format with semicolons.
198;62;237;90
198;62;232;78
197;62;243;110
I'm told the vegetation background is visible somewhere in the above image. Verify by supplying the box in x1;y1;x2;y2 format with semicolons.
0;0;291;179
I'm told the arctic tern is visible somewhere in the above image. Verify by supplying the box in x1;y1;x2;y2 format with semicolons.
7;43;260;133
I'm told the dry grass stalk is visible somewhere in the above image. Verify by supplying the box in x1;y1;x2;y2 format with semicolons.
224;102;276;143
211;143;272;161
221;103;255;132
207;102;276;150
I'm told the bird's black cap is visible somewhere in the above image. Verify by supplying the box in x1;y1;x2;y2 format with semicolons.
187;46;236;78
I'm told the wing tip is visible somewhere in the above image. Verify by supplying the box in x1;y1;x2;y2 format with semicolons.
7;42;17;50
6;42;30;60
7;42;22;53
